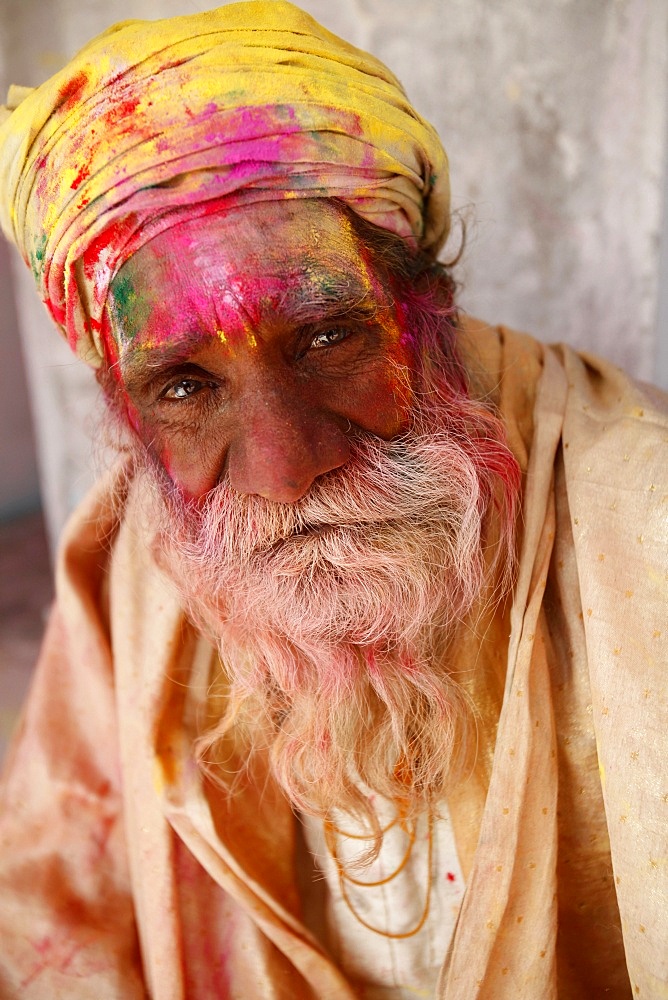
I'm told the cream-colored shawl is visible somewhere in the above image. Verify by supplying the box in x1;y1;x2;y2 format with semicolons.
0;323;666;999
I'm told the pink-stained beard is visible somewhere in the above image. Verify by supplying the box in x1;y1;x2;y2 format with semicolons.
135;361;521;841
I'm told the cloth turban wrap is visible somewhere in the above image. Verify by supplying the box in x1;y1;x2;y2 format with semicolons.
0;0;450;367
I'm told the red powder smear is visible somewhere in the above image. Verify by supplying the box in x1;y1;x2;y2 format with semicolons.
70;163;91;191
98;310;121;374
446;872;456;882
56;70;89;112
45;297;66;327
81;216;137;281
19;928;112;990
101;94;142;132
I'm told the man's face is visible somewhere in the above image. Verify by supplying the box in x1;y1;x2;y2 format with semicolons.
107;199;414;501
103;200;519;824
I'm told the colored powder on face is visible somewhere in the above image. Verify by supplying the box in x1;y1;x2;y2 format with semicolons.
108;271;152;346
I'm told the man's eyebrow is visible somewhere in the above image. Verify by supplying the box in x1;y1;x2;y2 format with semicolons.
289;295;381;327
276;268;385;325
119;336;212;385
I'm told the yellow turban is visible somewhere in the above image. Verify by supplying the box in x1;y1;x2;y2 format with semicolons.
0;1;450;366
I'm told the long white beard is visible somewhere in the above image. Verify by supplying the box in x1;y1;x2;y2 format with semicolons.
144;406;518;834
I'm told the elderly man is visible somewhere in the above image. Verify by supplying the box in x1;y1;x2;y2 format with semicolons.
0;3;666;998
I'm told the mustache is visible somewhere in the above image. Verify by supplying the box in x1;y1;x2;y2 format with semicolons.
172;425;484;563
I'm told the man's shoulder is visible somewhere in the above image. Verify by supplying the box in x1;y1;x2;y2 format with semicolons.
555;343;668;487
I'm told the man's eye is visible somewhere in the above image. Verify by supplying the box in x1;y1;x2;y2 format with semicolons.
310;328;350;350
162;378;207;400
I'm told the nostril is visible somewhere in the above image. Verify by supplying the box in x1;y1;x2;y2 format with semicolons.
253;473;317;503
227;409;351;502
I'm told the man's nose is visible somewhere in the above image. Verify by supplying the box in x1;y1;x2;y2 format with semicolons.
225;383;351;502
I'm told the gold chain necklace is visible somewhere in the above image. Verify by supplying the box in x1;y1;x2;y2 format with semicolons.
323;810;434;940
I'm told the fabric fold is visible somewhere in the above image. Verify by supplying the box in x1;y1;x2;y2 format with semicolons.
439;348;567;999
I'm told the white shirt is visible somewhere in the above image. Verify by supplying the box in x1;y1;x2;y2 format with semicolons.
299;800;465;998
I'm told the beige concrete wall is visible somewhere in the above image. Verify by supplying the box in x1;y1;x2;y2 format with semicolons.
1;0;667;544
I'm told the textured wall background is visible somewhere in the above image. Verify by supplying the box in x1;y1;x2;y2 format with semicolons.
1;0;667;545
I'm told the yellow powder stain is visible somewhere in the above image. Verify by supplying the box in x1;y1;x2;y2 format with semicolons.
59;165;83;192
625;590;633;598
153;759;165;796
216;329;228;346
43;198;59;233
598;757;606;790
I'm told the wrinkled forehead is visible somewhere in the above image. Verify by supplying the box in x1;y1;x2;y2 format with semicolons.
106;199;393;353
